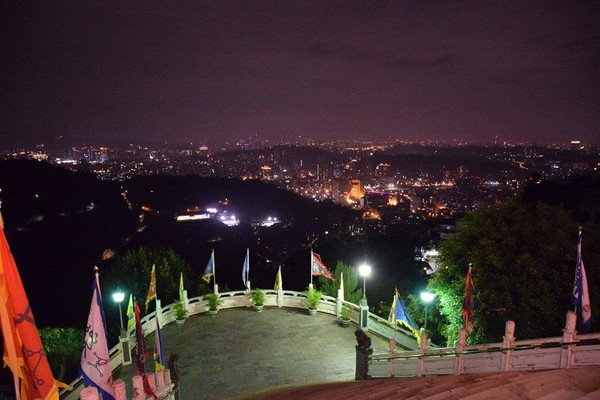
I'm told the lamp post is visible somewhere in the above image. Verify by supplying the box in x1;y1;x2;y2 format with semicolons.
358;264;372;331
420;291;435;331
112;291;125;332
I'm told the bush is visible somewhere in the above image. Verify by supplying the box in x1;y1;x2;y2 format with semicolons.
304;287;322;309
203;293;223;311
251;288;265;306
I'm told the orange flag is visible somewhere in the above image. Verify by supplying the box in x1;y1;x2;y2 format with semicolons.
0;214;61;400
145;264;157;312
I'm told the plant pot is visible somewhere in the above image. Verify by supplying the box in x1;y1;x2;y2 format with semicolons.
208;309;218;317
338;318;351;328
175;318;186;325
253;305;264;312
308;308;317;316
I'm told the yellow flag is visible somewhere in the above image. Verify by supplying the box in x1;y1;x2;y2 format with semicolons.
126;294;134;331
145;264;157;312
274;266;282;290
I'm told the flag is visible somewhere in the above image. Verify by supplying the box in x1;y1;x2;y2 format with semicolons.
179;273;184;303
126;294;134;332
462;266;474;334
0;217;61;400
388;288;420;344
145;264;157;312
202;251;215;283
80;269;115;400
242;249;250;289
274;266;282;290
153;315;165;372
573;229;592;333
339;272;345;301
311;252;335;280
134;302;148;375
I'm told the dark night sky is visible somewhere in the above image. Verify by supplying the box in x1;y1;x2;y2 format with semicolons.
2;1;599;147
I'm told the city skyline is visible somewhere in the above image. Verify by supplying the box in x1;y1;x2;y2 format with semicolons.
2;1;599;148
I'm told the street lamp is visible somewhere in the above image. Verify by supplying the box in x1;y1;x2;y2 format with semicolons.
112;291;125;332
420;291;435;331
358;264;372;299
358;264;372;331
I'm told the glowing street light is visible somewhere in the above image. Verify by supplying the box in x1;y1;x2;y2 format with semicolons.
420;291;435;331
358;264;372;299
112;290;125;332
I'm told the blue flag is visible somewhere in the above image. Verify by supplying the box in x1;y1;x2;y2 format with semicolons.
573;229;592;333
389;289;420;343
242;249;250;289
154;315;165;371
202;250;215;283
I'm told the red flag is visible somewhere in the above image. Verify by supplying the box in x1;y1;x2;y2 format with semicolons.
461;266;474;334
311;252;335;280
145;265;157;312
0;218;61;400
134;303;148;375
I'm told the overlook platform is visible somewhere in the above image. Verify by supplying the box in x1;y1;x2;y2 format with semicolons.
120;307;390;400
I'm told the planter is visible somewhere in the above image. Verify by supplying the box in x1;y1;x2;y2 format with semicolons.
253;305;264;312
208;309;218;317
338;318;351;328
308;308;317;316
175;319;186;325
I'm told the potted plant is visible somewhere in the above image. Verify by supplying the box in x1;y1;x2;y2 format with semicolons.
304;287;322;316
338;304;351;328
251;288;265;312
203;292;223;316
172;300;188;324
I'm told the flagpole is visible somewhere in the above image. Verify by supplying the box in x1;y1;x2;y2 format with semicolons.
310;249;313;288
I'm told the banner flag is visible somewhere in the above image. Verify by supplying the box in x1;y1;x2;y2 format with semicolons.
126;294;134;332
274;266;282;290
573;228;592;333
311;252;335;280
0;217;61;400
179;273;184;303
80;268;115;400
145;264;157;312
242;249;250;289
388;288;420;344
461;266;474;334
202;251;215;283
153;315;165;372
134;302;148;375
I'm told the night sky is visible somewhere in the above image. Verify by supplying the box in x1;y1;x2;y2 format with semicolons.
2;1;599;147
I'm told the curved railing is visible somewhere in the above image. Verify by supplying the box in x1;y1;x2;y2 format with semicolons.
60;289;419;399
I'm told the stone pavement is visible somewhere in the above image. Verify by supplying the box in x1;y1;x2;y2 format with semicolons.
131;307;389;400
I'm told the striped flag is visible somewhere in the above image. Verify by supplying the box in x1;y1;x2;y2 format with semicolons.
461;266;474;334
80;268;115;400
134;302;147;375
145;264;157;312
573;229;592;333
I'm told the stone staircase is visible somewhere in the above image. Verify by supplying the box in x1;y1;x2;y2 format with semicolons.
243;366;600;400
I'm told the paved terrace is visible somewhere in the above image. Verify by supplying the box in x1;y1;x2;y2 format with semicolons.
121;307;389;400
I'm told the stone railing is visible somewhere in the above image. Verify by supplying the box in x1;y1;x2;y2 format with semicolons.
358;311;600;379
60;287;419;399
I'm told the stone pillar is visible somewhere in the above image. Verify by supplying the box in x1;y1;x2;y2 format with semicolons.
114;379;126;400
454;328;467;374
80;387;99;400
358;298;369;331
354;329;373;380
418;330;428;376
156;298;163;327
336;292;342;317
132;375;144;400
183;289;189;311
560;311;577;368
388;337;396;377
120;330;132;366
501;320;515;371
214;284;219;294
